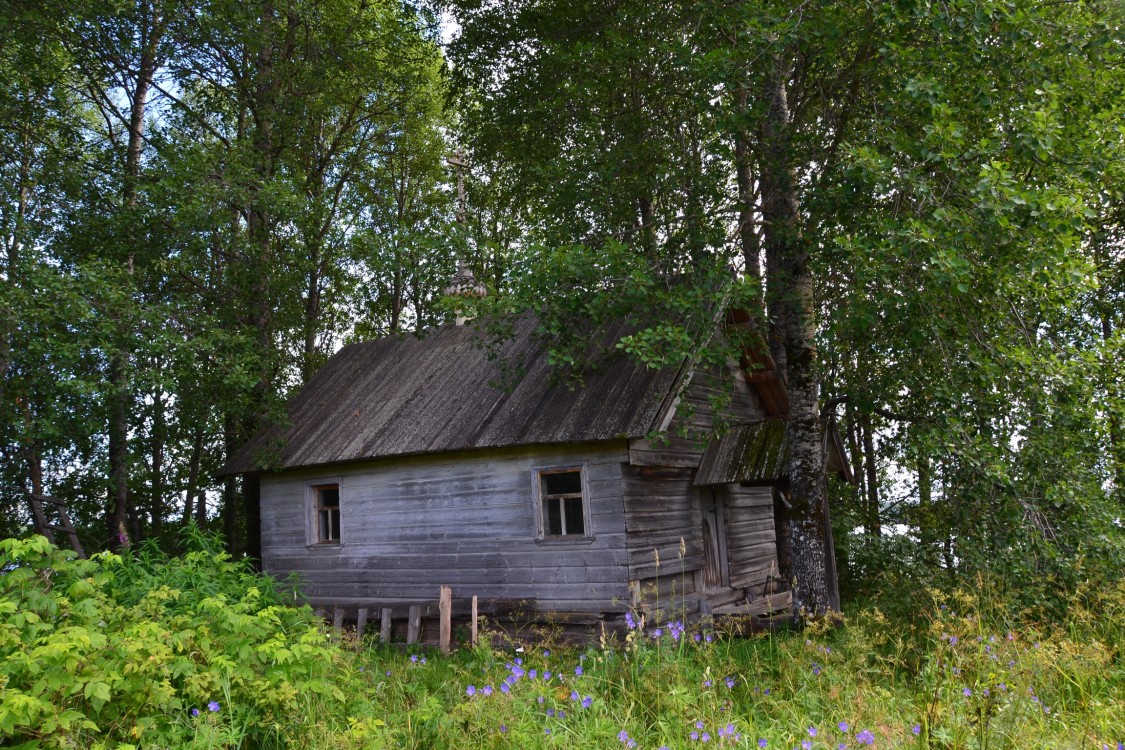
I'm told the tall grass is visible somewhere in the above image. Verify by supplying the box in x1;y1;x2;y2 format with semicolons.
1;533;1122;749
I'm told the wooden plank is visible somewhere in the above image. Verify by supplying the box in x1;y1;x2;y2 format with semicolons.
264;543;629;570
292;577;630;605
729;558;782;590
332;608;345;631
356;607;368;639
380;607;392;643
439;586;452;655
407;605;422;644
471;595;478;646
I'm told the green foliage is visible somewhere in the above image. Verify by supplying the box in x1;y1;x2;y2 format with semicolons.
0;531;358;749
2;536;1122;748
0;0;454;553
449;0;1125;614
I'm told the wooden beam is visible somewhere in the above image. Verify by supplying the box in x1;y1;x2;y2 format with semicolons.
332;608;345;631
471;595;478;647
407;605;422;644
439;586;452;655
356;607;368;639
380;607;392;644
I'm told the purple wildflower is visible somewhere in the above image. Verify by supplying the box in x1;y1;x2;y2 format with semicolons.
466;685;476;696
410;654;418;663
912;725;921;736
483;685;493;696
838;722;848;733
575;666;583;676
538;695;545;704
691;731;700;741
809;727;819;737
856;729;875;746
191;708;200;717
963;688;972;697
499;724;508;734
759;740;768;748
582;696;592;709
802;742;812;750
207;701;220;712
500;683;510;694
570;690;580;701
725;676;735;689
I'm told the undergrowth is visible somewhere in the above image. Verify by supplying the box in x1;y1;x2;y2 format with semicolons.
1;532;1122;749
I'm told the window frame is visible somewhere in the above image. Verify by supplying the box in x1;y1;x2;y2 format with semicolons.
533;465;592;541
306;479;343;546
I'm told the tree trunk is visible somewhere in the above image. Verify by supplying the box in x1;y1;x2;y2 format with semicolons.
183;423;204;525
1102;309;1124;500
243;472;262;566
108;357;131;548
759;51;833;616
149;387;166;538
860;413;880;536
222;412;242;554
917;450;935;566
733;87;761;284
302;251;321;382
108;5;164;551
235;0;296;561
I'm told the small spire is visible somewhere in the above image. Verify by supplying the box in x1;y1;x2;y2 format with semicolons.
444;260;486;325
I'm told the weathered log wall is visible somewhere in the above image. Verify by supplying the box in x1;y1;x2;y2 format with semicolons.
260;442;631;613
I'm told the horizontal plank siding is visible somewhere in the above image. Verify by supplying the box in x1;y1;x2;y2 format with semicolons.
261;442;631;612
621;465;705;580
724;484;779;591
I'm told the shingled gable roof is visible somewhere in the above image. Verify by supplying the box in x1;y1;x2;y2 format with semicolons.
218;313;689;475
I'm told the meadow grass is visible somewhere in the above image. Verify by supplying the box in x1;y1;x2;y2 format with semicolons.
2;534;1122;749
326;582;1125;750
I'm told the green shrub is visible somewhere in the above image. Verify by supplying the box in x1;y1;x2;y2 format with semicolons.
2;531;1121;749
0;531;356;749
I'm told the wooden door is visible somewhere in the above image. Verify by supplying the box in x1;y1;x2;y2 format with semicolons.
698;487;730;592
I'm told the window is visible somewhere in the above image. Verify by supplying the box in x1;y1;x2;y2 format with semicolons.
537;468;588;538
311;483;341;543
